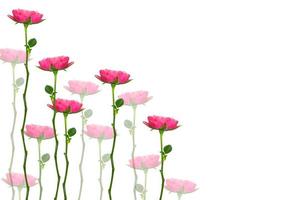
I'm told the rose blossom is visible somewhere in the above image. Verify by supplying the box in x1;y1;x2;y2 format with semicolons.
38;56;73;71
119;91;152;106
8;9;44;24
85;124;113;139
2;173;38;187
48;98;83;114
144;116;179;131
0;48;26;64
25;124;54;139
65;80;99;96
95;69;130;84
165;178;197;194
128;155;160;170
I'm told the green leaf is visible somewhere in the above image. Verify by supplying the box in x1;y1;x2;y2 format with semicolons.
41;153;50;163
102;154;111;162
163;144;172;154
15;77;24;87
84;109;93;118
68;128;77;137
115;98;124;108
135;184;144;193
28;38;37;47
124;120;133;129
45;85;54;94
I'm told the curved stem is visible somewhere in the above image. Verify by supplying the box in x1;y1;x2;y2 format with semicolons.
78;96;85;200
159;130;165;200
143;170;148;200
131;106;138;200
52;71;61;200
63;114;69;200
8;63;17;200
108;84;117;200
21;24;30;200
98;139;104;200
38;139;43;200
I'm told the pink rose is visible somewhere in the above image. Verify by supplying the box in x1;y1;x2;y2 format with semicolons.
38;56;73;71
128;155;160;170
8;9;44;24
119;91;152;106
165;178;197;194
65;80;99;96
0;48;26;64
95;69;130;84
48;98;83;114
2;173;38;187
85;124;113;139
25;124;54;139
144;116;179;131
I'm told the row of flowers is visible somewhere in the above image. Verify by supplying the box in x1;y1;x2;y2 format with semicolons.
1;8;197;200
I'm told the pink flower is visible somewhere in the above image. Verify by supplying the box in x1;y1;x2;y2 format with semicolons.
8;9;44;24
165;178;197;194
48;98;83;114
119;91;152;106
95;69;130;84
144;116;179;131
38;56;73;71
25;124;54;139
65;80;99;96
2;173;38;187
0;48;26;64
128;155;160;170
85;124;113;139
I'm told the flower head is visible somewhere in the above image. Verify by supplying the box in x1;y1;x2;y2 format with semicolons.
165;178;197;194
119;91;152;106
128;155;160;170
65;80;99;96
25;124;54;140
2;173;38;187
8;9;44;25
48;98;83;114
0;48;26;64
95;69;130;85
85;124;113;140
38;56;73;72
144;116;179;131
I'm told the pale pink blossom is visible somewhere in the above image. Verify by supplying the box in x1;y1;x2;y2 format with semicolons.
2;173;38;187
128;154;160;170
48;98;83;114
165;178;197;194
144;116;179;131
25;124;54;139
95;69;130;84
119;91;152;106
65;80;99;96
85;124;113;139
8;9;44;24
0;48;25;64
38;56;73;71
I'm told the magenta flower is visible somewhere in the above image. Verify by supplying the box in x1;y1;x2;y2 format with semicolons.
8;9;44;25
65;80;99;96
128;155;160;170
165;179;197;194
119;91;152;106
2;173;37;187
48;98;83;114
0;48;26;64
144;116;179;131
25;124;54;139
95;69;130;85
85;124;113;139
38;56;74;72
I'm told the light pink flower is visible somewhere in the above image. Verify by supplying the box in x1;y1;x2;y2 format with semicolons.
128;155;160;170
25;124;54;139
48;98;83;114
0;48;26;64
95;69;130;84
165;179;197;194
65;80;99;96
38;56;73;71
119;91;152;106
2;173;38;187
144;116;179;131
8;9;44;24
85;124;113;139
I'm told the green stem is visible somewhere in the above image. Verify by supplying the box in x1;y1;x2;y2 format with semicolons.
21;24;30;200
143;170;148;200
78;96;85;200
38;139;43;200
8;63;17;200
108;84;117;200
159;129;165;200
18;187;22;200
52;71;61;200
63;114;69;200
131;106;138;200
177;193;182;200
98;139;104;200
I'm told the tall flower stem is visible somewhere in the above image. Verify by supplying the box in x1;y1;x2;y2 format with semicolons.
52;71;61;200
8;63;17;200
18;187;22;200
143;170;148;200
130;105;138;200
21;24;30;200
37;139;43;200
63;114;70;199
98;139;104;200
177;193;182;200
78;95;85;200
159;129;165;200
108;84;117;200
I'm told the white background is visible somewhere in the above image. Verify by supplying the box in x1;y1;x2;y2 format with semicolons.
0;0;300;199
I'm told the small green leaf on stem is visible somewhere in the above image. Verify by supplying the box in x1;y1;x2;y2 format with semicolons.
41;153;50;163
28;38;37;47
163;144;172;154
102;153;111;162
68;127;77;137
15;77;24;87
135;184;144;193
124;120;133;129
84;109;93;118
115;98;124;108
45;85;54;94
